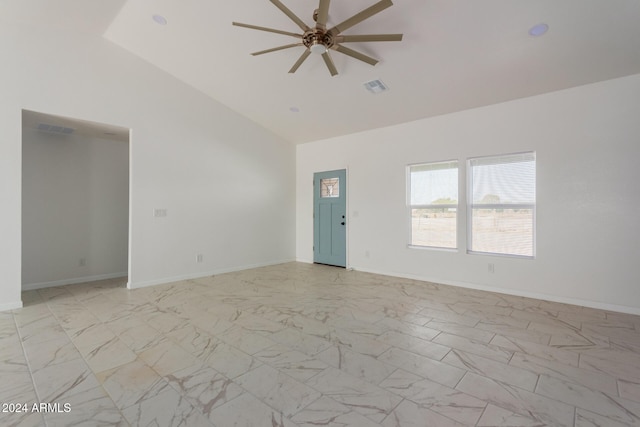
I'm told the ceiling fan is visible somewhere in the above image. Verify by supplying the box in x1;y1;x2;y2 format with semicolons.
232;0;403;76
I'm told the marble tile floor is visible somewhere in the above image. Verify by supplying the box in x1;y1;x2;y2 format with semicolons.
2;262;640;426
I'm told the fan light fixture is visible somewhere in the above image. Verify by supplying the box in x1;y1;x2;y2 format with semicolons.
310;40;327;55
233;0;403;76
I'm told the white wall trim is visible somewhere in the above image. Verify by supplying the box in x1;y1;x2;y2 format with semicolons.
0;301;23;312
350;265;640;316
298;259;640;315
22;272;128;291
127;259;296;290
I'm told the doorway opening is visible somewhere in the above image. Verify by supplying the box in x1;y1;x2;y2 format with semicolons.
21;110;131;292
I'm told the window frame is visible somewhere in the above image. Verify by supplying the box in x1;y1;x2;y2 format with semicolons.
407;159;459;251
466;151;536;259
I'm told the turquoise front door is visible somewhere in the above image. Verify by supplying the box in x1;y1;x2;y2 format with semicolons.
314;169;346;267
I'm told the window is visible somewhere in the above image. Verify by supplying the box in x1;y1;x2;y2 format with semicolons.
320;178;339;198
468;152;536;257
409;161;458;249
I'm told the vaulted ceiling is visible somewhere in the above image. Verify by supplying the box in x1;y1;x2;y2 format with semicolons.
5;0;640;143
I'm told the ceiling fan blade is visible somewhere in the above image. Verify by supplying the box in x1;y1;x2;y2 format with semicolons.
232;22;301;38
336;34;403;43
270;0;310;32
252;43;303;56
328;0;393;36
289;50;311;73
333;44;378;66
316;0;330;30
322;51;338;76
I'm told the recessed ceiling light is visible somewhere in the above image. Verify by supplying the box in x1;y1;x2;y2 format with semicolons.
289;107;300;113
529;23;549;37
152;14;167;25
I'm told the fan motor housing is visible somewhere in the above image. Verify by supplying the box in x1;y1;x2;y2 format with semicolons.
303;29;334;51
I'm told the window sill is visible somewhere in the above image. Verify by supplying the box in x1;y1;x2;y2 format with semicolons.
408;245;458;253
467;250;535;260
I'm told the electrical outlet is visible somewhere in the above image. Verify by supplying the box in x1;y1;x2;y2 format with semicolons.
153;208;167;217
365;250;370;258
79;258;86;267
196;254;204;263
488;263;495;273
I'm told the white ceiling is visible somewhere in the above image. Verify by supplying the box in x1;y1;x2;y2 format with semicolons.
6;0;640;144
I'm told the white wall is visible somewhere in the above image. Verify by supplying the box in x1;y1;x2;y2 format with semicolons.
297;74;640;314
22;128;129;288
0;22;295;310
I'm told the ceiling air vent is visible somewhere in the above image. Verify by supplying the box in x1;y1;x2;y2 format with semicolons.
37;123;75;135
363;79;388;94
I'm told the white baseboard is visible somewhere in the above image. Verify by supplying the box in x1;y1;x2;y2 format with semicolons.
127;259;296;290
0;301;23;312
22;272;128;291
350;265;640;316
